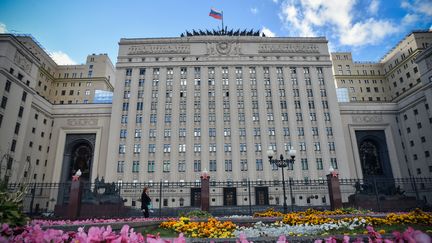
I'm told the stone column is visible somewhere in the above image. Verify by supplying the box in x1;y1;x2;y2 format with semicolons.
67;176;83;219
326;171;342;210
200;170;210;212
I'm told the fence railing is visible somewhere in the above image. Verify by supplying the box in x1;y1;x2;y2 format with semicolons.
7;177;432;217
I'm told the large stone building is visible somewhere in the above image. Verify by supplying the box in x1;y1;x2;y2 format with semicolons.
0;34;114;186
0;30;431;210
332;31;432;183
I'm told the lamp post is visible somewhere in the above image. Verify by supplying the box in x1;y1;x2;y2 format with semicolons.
267;149;296;213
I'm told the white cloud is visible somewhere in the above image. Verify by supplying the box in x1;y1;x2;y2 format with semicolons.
401;13;420;26
261;27;276;37
401;0;432;16
272;0;278;3
251;7;259;14
369;0;379;14
340;19;398;46
279;0;398;47
0;23;7;33
50;51;76;65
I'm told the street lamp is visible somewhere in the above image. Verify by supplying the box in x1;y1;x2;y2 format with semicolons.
267;149;296;213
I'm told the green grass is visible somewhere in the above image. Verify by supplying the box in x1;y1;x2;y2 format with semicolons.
140;225;178;238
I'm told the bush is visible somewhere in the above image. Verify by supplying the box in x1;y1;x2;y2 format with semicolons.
179;209;212;219
0;181;29;227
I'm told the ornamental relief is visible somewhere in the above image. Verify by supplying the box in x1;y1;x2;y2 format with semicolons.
207;42;242;56
14;51;32;74
352;115;383;123
67;118;98;126
259;44;319;53
128;44;190;55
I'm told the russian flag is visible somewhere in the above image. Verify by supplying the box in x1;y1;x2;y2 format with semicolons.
209;8;223;20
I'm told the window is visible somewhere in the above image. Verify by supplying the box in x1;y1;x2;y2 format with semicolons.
179;128;186;138
126;68;132;76
148;161;155;172
209;143;216;152
225;160;232;171
1;96;7;109
256;159;263;171
132;161;140;172
224;143;232;152
4;80;11;92
224;128;231;137
301;159;308;170
210;160;217;171
18;106;24;118
178;160;186;172
312;127;319;136
119;144;126;154
314;142;321;151
194;128;201;137
194;160;201;172
117;161;124;173
135;129;142;138
328;142;335;151
163;144;171;153
194;144;201;152
299;142;306;151
283;127;290;136
326;127;333;136
163;160;170;172
330;158;338;169
14;122;20;135
85;90;90;95
134;144;141;154
10;139;16;152
298;127;304;136
241;159;248;171
316;158;323;170
148;144;156;153
120;129;127;138
240;143;247;152
209;128;216;137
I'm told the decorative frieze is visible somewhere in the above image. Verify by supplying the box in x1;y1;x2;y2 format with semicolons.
128;45;190;55
67;118;98;126
352;115;383;123
258;44;319;53
14;51;32;74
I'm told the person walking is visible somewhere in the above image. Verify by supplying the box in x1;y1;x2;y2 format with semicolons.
141;187;151;218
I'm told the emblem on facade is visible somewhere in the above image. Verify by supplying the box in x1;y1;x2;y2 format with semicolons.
14;51;32;74
207;42;241;56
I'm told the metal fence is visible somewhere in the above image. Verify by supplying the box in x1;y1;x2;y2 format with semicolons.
7;177;432;217
340;177;432;212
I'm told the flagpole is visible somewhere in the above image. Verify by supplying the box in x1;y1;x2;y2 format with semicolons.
221;11;224;33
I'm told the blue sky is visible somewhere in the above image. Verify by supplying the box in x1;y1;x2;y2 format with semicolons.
0;0;431;65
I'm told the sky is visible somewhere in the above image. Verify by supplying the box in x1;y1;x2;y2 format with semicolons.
0;0;431;65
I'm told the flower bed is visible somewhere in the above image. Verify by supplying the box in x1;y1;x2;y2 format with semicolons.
1;209;431;242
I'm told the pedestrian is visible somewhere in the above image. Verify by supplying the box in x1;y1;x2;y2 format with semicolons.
141;187;151;218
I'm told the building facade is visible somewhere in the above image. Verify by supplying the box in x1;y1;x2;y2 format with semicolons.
105;35;350;185
1;30;431;210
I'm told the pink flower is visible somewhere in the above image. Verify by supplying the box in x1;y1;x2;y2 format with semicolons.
314;240;323;243
412;230;431;243
277;235;288;243
173;233;186;243
343;235;350;243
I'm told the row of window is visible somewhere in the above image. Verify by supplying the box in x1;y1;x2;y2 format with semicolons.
119;126;334;139
117;158;338;173
118;141;336;154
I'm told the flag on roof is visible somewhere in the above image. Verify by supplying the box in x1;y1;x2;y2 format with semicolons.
209;8;223;20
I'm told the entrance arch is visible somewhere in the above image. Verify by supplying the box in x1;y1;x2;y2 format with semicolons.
355;130;393;179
